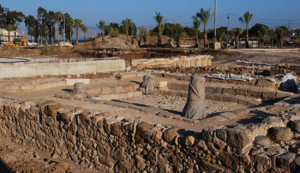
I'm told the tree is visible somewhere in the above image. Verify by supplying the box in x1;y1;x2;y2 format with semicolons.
97;20;106;41
192;16;201;47
154;12;165;46
121;18;131;41
232;28;244;49
239;11;253;48
37;7;48;45
174;26;185;47
63;13;74;42
81;25;88;43
138;26;148;46
25;15;38;42
197;8;211;47
276;26;289;48
249;23;269;47
74;19;82;44
129;22;137;45
208;27;227;41
55;11;63;42
47;11;56;45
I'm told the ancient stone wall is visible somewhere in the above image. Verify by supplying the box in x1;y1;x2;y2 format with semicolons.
130;55;213;70
0;99;299;172
0;59;125;79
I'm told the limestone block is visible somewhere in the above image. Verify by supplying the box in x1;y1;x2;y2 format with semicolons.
65;79;90;86
122;84;134;92
127;92;134;98
267;127;293;142
100;94;110;101
44;104;64;118
288;120;300;133
163;128;180;143
276;152;296;169
101;87;113;94
156;81;168;89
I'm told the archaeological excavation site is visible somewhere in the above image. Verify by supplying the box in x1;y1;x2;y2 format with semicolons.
0;48;299;173
1;1;300;172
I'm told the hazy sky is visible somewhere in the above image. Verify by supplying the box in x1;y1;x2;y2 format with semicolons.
2;0;300;29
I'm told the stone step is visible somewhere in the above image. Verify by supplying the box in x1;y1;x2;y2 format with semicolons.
98;91;143;101
167;81;293;101
153;90;262;106
152;72;278;89
87;83;139;96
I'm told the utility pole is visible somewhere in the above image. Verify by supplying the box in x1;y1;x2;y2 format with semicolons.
214;0;217;42
63;14;66;42
227;14;230;42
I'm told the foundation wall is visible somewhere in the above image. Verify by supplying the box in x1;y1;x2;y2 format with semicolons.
0;59;125;79
0;99;298;172
131;55;213;70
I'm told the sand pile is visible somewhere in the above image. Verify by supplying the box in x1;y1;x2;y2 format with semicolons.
100;37;138;49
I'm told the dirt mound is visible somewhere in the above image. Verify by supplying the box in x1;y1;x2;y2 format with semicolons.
100;37;138;49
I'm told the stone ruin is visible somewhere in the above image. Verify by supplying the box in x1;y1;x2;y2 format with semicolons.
0;55;299;172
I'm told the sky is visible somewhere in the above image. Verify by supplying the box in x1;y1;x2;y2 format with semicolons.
1;0;300;30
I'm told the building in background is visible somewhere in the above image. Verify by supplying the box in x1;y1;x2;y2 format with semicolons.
0;28;21;45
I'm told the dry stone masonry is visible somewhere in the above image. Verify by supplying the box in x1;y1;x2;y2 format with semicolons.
0;95;299;172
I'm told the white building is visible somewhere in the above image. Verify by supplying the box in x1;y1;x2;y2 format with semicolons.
0;28;21;44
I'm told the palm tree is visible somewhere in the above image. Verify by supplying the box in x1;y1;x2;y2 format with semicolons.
154;12;165;46
97;20;106;41
68;17;74;42
81;25;88;43
5;24;16;42
232;28;244;49
138;26;148;46
55;11;63;43
122;18;131;41
239;11;253;48
130;22;136;45
197;8;211;47
275;26;289;48
192;16;201;47
74;19;82;44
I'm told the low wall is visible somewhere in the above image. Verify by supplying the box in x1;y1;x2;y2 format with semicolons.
0;59;125;79
131;55;213;70
0;98;299;172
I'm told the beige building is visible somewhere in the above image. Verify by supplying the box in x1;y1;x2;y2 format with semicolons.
0;28;21;44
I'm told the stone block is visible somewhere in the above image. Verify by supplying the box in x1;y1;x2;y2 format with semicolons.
267;127;293;142
44;104;64;118
100;94;110;101
276;152;296;169
65;79;89;86
222;87;234;95
122;84;133;92
288;120;300;133
156;81;168;88
226;129;252;149
101;87;113;94
163;128;180;143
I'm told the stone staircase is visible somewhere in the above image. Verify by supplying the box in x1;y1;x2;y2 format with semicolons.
87;83;142;100
153;81;293;106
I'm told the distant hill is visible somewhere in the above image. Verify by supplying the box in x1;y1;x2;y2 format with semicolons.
18;26;100;40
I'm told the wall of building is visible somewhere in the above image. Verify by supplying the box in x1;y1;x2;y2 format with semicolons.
0;59;125;79
0;28;20;43
0;98;298;172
